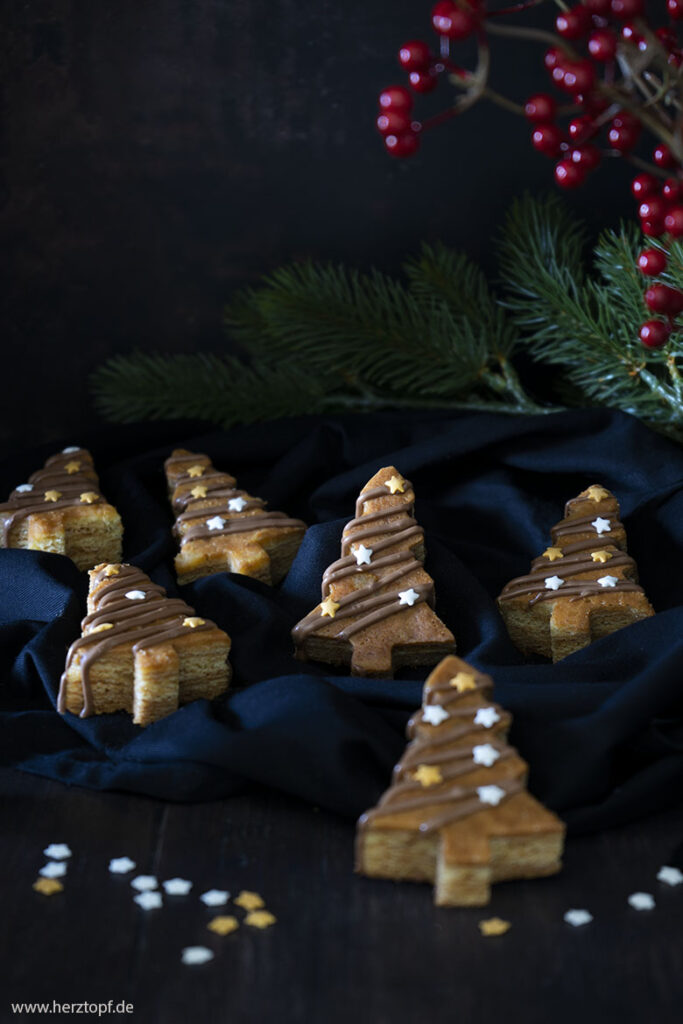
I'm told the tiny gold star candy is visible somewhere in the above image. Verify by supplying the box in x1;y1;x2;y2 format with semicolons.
102;565;120;576
479;918;511;937
183;617;206;628
591;550;612;563
449;672;477;693
234;890;264;911
187;465;205;478
385;475;405;494
44;490;62;502
412;764;443;788
586;485;609;502
191;485;208;499
64;461;81;474
320;597;340;618
543;547;564;561
33;877;63;896
90;622;114;633
80;492;99;504
244;910;276;929
208;915;239;936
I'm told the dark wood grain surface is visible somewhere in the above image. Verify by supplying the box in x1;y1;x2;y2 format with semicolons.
2;765;681;1024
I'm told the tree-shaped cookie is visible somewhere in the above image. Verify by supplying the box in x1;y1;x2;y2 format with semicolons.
292;467;455;677
356;655;565;906
58;563;231;726
0;446;122;570
497;484;654;662
165;449;306;585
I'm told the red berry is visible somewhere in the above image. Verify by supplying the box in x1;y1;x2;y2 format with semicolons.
561;60;596;93
639;197;666;222
544;47;566;70
398;40;432;71
554;159;586;188
668;0;683;20
583;0;612;12
571;143;602;171
409;70;438;92
642;219;665;237
384;131;420;158
611;0;643;18
637;249;668;275
431;1;477;40
379;86;414;112
621;22;642;44
577;92;609;116
653;144;675;168
588;29;618;60
532;123;564;157
645;283;683;315
663;178;681;202
568;114;597;143
639;320;672;348
608;117;641;152
556;5;591;38
376;111;412;135
631;173;660;199
665;205;683;236
525;93;556;122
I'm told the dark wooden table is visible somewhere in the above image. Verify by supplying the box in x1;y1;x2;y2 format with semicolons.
1;766;681;1024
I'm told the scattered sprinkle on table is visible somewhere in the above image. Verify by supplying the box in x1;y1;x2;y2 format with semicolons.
657;865;683;886
181;946;214;965
564;909;593;927
234;890;265;911
131;875;158;892
208;915;240;936
134;891;163;911
109;857;136;874
43;844;71;860
244;910;277;929
33;878;64;896
200;889;229;906
163;878;193;895
478;917;511;937
628;892;655;911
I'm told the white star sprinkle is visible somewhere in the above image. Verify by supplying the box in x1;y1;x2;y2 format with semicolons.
125;590;146;601
474;707;500;729
200;889;229;906
657;865;683;887
43;843;71;860
206;515;226;531
131;875;158;892
592;517;611;534
39;861;67;878
422;704;449;726
628;892;655;911
564;909;593;927
109;857;136;874
15;484;33;493
597;575;619;588
398;588;420;607
228;496;248;512
545;575;564;590
134;891;163;910
181;946;214;965
163;877;193;895
62;446;80;453
477;784;506;806
473;743;500;767
353;544;373;566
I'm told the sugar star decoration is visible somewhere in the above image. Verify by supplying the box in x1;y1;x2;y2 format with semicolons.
16;484;33;492
64;461;81;474
181;946;214;965
44;490;62;502
80;492;99;504
657;865;683;886
131;875;158;892
398;588;420;607
163;878;193;896
33;877;63;896
385;475;405;494
450;672;477;693
187;465;205;478
474;707;501;729
597;576;619;588
103;565;120;577
125;591;146;601
91;623;114;633
62;447;80;453
191;485;208;499
564;909;593;927
628;892;655;910
586;485;609;502
134;891;163;910
228;496;248;512
39;862;67;879
43;843;71;860
109;857;136;874
208;915;240;935
477;785;506;806
412;764;443;788
234;891;265;911
200;889;230;907
543;547;564;561
320;597;340;619
473;743;500;767
422;704;449;726
353;544;373;566
592;517;611;534
183;617;206;629
592;550;612;563
479;918;511;937
206;515;226;531
245;910;277;929
545;576;564;590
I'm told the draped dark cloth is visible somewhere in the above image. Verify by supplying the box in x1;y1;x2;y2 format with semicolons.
2;408;682;835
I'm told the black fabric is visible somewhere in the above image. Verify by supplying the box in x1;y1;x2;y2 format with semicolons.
2;408;683;835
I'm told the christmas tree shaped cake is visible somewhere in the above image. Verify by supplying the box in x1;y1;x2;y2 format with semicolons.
0;446;122;570
58;563;231;726
497;484;654;662
165;449;306;585
292;467;455;677
356;655;565;906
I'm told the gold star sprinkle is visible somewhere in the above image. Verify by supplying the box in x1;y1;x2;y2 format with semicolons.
183;617;206;628
591;550;612;563
449;672;477;693
244;910;277;929
234;890;265;911
190;485;208;499
44;490;61;502
187;465;205;478
586;485;609;502
64;461;81;474
80;492;100;504
479;917;511;937
412;764;443;788
33;877;63;896
385;475;405;494
543;547;564;561
207;915;239;936
90;623;114;633
102;565;120;577
320;597;340;618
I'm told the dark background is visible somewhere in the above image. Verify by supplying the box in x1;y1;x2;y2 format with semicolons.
2;0;644;453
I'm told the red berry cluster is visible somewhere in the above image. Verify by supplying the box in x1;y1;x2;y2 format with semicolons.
630;173;683;348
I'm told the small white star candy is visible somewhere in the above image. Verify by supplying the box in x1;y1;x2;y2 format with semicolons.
109;857;136;874
545;576;564;591
353;544;373;566
564;909;593;927
657;865;683;886
206;515;226;531
43;843;71;860
422;704;449;726
597;575;619;588
200;889;229;906
473;743;500;767
474;706;500;729
16;484;33;493
477;785;506;806
628;892;655;910
125;591;146;601
134;891;163;911
398;588;420;607
163;878;193;895
39;862;67;879
228;496;248;512
181;946;214;966
62;446;80;453
592;517;611;534
131;875;158;892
